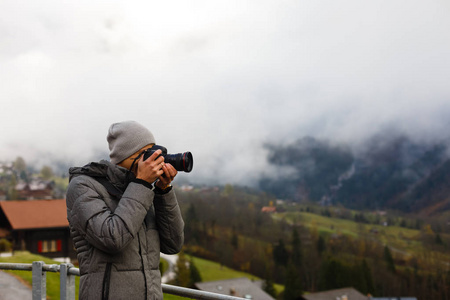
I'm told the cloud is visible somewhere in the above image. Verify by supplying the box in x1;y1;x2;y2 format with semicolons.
1;0;450;186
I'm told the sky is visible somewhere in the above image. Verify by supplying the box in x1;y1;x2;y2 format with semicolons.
1;0;450;186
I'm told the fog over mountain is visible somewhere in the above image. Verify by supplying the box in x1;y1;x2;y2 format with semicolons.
1;1;450;187
260;133;450;213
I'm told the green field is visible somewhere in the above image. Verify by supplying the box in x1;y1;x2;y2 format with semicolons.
188;256;284;294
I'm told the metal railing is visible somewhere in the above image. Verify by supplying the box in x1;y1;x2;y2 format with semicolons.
0;261;243;300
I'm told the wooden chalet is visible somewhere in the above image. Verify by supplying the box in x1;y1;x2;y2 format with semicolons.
0;199;76;259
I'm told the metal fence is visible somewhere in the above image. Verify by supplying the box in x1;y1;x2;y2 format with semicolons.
0;261;243;300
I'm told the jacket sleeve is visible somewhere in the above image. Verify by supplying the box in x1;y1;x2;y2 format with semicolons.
153;190;185;254
66;175;154;254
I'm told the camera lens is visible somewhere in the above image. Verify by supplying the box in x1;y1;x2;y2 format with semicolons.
165;152;193;173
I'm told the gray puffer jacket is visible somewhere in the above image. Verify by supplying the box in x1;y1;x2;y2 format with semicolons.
66;160;184;300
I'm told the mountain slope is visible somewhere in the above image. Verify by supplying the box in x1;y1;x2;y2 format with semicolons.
260;135;450;214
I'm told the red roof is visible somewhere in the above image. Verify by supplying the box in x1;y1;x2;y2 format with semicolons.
261;206;277;213
0;199;69;230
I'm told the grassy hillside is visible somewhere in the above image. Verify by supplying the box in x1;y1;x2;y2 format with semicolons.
273;209;450;270
274;211;423;253
276;210;449;253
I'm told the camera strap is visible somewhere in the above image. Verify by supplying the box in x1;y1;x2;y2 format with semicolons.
94;176;123;199
126;150;146;184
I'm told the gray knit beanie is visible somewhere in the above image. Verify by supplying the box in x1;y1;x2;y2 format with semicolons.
107;121;156;164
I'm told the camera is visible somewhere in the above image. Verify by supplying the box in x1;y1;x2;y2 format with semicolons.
143;145;193;173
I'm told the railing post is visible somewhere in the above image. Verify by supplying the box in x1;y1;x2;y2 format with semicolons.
32;261;46;300
60;263;75;300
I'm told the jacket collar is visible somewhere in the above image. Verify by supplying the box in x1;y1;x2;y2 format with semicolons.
69;160;133;192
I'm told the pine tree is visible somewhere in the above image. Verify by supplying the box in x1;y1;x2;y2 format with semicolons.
185;204;200;244
7;174;18;200
263;278;277;298
189;257;202;287
282;229;304;300
361;259;375;295
19;170;28;183
283;264;302;300
318;257;356;291
14;156;26;172
231;226;238;250
263;263;277;298
174;251;190;287
40;165;54;180
317;235;326;256
435;233;443;245
291;228;302;266
384;245;396;273
273;239;289;266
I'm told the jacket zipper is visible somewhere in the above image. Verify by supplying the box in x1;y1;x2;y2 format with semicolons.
102;262;112;300
137;231;148;299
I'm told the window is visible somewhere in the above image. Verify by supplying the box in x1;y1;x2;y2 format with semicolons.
50;240;56;252
37;239;62;253
42;240;49;252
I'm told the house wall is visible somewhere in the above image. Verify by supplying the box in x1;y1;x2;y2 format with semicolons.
0;209;11;229
12;227;76;260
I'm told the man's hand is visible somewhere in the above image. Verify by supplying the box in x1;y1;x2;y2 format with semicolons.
155;163;177;190
136;149;165;183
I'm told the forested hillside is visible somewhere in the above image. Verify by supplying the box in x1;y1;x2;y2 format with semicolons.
260;134;450;214
177;186;450;299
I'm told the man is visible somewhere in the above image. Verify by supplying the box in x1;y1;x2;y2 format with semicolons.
66;121;184;300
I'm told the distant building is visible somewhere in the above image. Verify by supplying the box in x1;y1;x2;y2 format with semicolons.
370;228;379;234
0;199;75;259
276;199;285;205
195;277;275;300
180;185;194;191
0;190;6;201
0;162;13;174
301;287;367;300
261;206;277;213
15;179;54;200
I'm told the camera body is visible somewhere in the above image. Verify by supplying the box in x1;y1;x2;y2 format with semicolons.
143;145;193;173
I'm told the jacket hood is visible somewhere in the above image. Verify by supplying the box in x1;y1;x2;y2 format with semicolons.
69;160;132;192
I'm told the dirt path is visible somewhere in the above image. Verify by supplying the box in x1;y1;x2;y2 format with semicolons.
0;270;32;300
